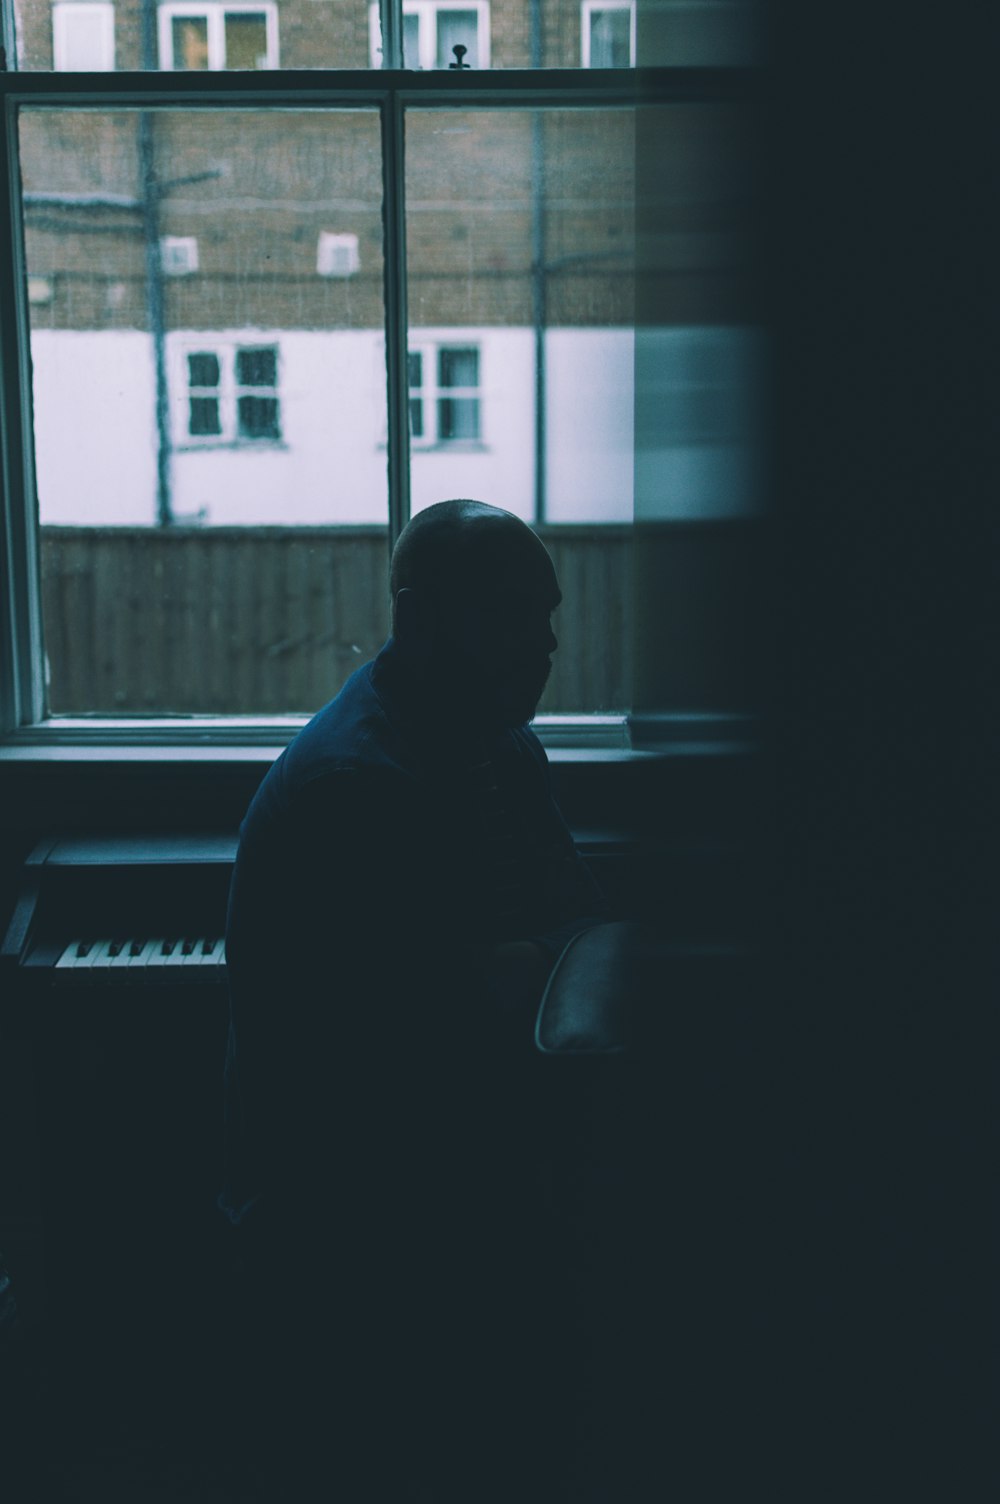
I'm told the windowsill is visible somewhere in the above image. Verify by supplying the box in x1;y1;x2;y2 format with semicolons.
0;712;759;763
175;439;288;453
380;441;489;454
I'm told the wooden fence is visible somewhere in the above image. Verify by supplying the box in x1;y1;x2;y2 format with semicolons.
39;526;633;716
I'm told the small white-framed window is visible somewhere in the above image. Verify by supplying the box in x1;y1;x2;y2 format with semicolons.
52;2;116;70
316;232;360;278
180;343;281;446
408;343;482;446
159;2;279;70
369;2;490;70
160;235;199;276
581;0;635;68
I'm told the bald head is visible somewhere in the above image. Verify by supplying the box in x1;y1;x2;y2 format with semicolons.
390;499;541;629
388;499;561;730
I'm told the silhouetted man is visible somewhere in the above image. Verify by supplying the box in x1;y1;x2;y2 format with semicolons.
221;500;603;1498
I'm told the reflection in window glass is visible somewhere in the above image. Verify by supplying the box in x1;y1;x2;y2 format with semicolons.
20;108;389;714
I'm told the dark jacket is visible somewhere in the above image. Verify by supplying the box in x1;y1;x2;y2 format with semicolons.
221;637;602;1230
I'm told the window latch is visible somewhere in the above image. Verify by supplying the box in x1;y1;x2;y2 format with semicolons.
448;45;470;70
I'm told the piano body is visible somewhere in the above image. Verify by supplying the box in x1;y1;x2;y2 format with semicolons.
1;834;238;1415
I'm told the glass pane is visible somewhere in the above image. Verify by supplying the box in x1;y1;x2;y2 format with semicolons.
21;108;390;714
436;10;479;69
633;101;767;713
10;0;761;70
189;395;222;434
438;346;478;388
172;18;210;71
407;351;423;387
589;10;630;68
403;14;421;69
438;396;479;440
224;14;270;69
406;108;635;712
236;346;277;387
237;394;281;438
188;352;220;387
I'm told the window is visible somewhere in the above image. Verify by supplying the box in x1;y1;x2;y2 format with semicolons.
316;232;360;278
1;1;760;735
369;2;490;70
408;343;482;446
160;235;199;276
159;3;279;70
180;345;281;445
52;2;116;70
581;1;635;68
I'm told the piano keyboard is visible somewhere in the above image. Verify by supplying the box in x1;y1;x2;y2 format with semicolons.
55;937;226;977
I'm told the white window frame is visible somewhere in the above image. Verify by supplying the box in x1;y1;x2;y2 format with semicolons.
369;1;491;71
52;2;116;71
158;2;280;71
160;234;199;276
176;342;282;449
316;231;360;278
408;339;484;449
581;0;636;69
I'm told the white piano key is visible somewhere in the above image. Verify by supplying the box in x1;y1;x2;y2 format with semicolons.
181;937;206;966
56;939;91;969
128;938;160;971
85;938;117;971
107;941;135;977
144;939;175;969
162;938;189;970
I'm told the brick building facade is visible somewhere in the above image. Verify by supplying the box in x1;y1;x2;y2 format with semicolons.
14;0;760;530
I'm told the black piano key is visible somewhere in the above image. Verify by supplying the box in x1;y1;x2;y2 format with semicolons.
108;940;124;957
161;941;175;956
181;939;196;956
129;940;145;957
201;939;217;956
75;941;92;958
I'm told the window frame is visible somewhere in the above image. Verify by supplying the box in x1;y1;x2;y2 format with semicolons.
51;1;117;71
408;337;484;449
581;0;636;70
175;339;283;449
0;14;753;755
158;1;280;72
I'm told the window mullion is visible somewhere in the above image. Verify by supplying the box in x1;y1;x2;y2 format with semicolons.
379;0;404;71
381;88;410;549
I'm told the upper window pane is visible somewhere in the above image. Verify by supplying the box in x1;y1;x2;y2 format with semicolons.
12;0;759;70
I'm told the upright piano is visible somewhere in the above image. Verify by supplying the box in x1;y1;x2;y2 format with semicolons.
1;833;239;1418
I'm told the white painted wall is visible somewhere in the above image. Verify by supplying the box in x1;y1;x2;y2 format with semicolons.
545;328;634;523
31;331;158;525
30;323;765;527
409;328;535;523
167;329;390;525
